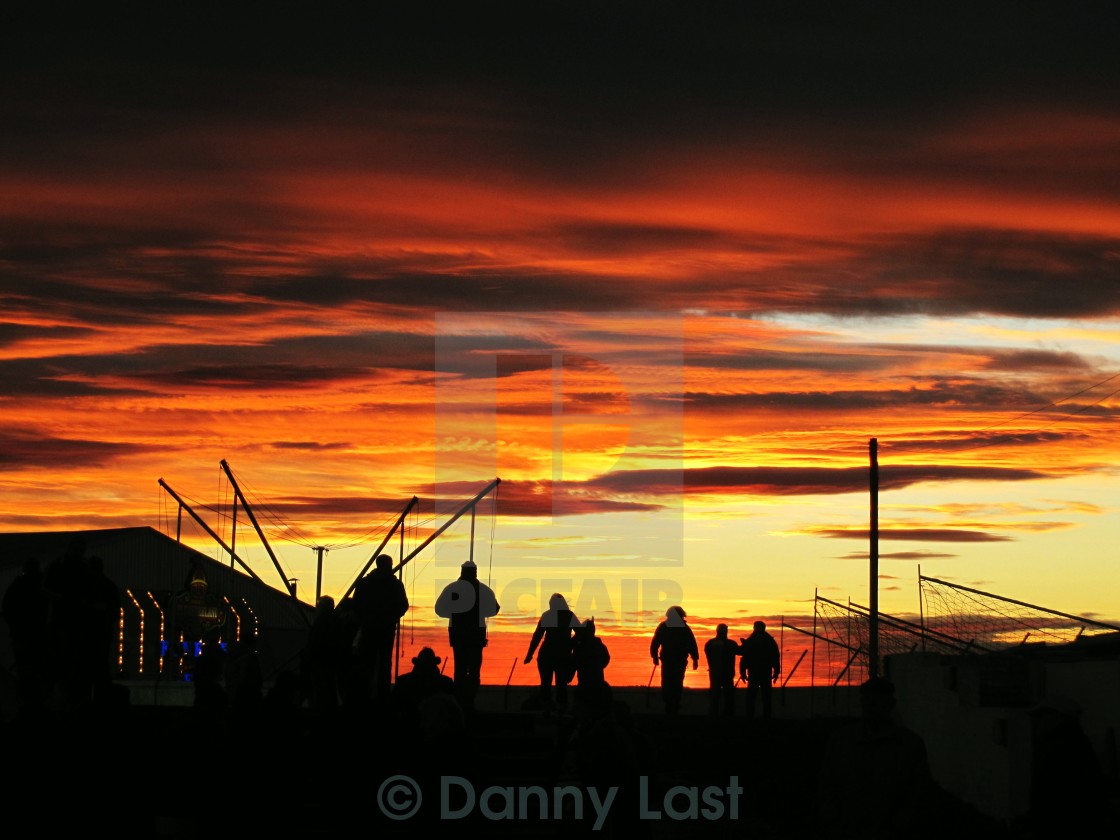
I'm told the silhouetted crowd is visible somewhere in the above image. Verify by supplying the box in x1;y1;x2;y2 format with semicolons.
3;547;1114;839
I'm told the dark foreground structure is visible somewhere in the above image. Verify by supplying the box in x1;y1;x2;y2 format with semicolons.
2;693;1009;840
3;526;1118;836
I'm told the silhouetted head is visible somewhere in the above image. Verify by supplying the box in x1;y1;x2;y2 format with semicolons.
666;605;687;626
859;676;897;721
64;535;86;561
412;646;441;668
548;592;569;611
580;617;596;636
753;620;766;633
316;595;335;611
460;559;478;580
375;553;393;572
716;623;728;638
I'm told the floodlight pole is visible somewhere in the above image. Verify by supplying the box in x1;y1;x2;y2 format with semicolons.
314;546;327;604
220;459;295;598
869;437;880;678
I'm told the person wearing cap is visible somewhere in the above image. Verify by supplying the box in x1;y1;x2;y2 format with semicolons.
649;605;699;715
434;559;500;711
352;553;410;710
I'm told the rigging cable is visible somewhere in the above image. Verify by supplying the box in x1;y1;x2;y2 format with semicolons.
952;382;1120;455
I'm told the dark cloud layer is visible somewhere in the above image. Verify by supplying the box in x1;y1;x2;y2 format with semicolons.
817;528;1012;543
0;430;152;467
1;2;1116;586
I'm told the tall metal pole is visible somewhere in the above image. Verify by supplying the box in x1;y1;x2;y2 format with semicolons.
341;496;419;601
470;505;477;568
220;460;295;598
392;478;501;575
869;437;880;678
314;546;326;604
230;494;238;570
157;478;271;588
918;563;925;653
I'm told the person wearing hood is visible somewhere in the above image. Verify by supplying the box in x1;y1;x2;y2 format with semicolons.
434;559;500;711
649;605;699;715
524;592;581;716
571;617;613;717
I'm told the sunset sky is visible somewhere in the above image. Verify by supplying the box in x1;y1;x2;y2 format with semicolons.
2;5;1118;686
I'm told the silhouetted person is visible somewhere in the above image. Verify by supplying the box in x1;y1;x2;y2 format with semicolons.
1026;695;1118;833
304;595;345;712
44;535;94;710
524;592;580;716
332;596;362;704
258;669;307;752
85;554;121;705
392;646;456;725
3;557;50;712
434;559;500;712
649;605;698;715
704;622;740;716
564;696;647;837
352;553;409;710
739;619;780;719
225;630;264;716
571;617;612;718
817;676;934;839
191;639;228;715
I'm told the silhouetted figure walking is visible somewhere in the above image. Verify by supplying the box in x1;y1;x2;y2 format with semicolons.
704;623;740;716
2;557;50;712
434;559;499;712
649;605;698;715
352;553;409;710
524;592;580;716
739;619;780;719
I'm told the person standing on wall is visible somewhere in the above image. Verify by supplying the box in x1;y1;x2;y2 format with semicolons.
649;605;699;716
353;553;410;711
434;559;500;712
739;620;781;719
524;592;580;717
704;623;741;716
